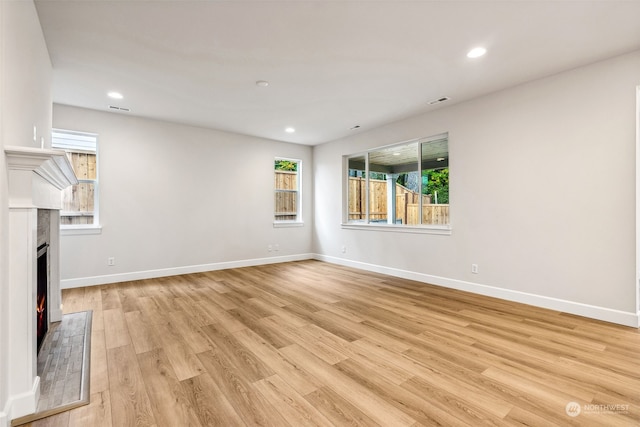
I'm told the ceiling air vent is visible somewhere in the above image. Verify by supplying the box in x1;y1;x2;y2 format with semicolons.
109;105;130;112
427;96;450;105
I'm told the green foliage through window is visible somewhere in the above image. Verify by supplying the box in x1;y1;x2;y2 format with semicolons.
275;160;298;171
422;168;449;204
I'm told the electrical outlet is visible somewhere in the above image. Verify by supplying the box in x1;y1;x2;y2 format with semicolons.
268;245;272;252
341;245;347;253
471;264;478;274
108;257;115;266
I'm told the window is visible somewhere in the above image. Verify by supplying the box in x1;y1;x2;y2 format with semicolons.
345;133;449;229
52;129;99;229
274;158;302;224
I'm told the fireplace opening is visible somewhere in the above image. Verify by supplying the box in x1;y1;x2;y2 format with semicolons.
36;242;49;354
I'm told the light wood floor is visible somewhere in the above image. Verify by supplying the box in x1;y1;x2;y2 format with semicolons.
21;260;640;427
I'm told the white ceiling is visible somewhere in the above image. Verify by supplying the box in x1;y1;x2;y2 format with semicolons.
35;1;640;146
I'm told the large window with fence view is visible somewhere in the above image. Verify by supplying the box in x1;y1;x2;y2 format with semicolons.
52;129;99;227
346;133;449;227
274;158;301;223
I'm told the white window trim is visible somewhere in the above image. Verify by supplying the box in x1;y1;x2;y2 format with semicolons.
343;133;450;233
61;225;103;236
341;223;451;235
273;221;305;228
274;157;303;226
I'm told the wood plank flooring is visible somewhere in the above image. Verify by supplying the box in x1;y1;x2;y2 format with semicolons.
20;260;640;426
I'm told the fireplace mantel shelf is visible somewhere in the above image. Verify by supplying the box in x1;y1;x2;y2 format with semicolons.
5;146;78;190
5;146;78;209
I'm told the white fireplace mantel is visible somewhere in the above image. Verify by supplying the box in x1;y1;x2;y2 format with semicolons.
5;146;78;208
4;146;77;423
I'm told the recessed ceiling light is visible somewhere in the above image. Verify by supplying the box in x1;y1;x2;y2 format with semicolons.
256;80;269;87
467;47;487;59
285;127;295;133
107;91;123;99
393;152;401;156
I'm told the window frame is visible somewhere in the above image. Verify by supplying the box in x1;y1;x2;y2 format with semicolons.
342;133;450;235
52;129;102;235
274;157;303;227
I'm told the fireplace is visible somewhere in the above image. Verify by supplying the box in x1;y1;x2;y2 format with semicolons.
4;146;77;424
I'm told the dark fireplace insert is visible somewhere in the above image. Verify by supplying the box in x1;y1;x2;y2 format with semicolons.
36;242;49;353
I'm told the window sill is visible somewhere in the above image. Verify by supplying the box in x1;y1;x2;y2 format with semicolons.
61;226;102;236
341;222;451;235
273;221;305;228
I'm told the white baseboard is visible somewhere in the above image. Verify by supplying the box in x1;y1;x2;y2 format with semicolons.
61;254;314;289
315;254;640;328
59;252;638;328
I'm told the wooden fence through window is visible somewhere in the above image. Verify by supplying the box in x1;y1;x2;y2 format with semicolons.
275;170;298;221
348;176;449;225
61;152;96;225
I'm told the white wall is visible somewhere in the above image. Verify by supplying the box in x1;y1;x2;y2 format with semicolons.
1;3;52;150
0;1;52;425
53;105;313;286
313;50;640;326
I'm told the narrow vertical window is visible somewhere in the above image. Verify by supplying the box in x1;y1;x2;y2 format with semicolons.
52;129;99;228
347;155;366;223
421;137;449;225
274;158;302;223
